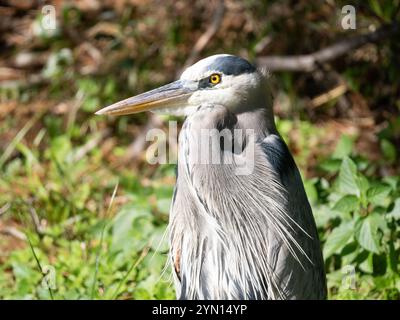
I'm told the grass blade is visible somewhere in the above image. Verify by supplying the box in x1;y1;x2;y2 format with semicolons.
111;245;150;300
17;211;54;300
90;181;119;299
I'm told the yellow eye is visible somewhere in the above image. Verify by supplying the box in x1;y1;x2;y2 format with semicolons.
209;74;221;84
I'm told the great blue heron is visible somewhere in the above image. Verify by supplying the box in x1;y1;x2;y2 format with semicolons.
96;54;327;300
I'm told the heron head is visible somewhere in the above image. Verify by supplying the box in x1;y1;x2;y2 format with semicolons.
96;54;268;117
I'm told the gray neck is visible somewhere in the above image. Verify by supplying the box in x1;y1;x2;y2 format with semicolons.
236;107;277;140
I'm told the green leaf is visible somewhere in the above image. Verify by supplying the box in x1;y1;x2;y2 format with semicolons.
11;262;36;281
369;0;383;17
150;226;169;252
313;205;337;228
355;214;383;254
333;195;359;213
341;243;359;266
111;204;151;252
388;199;400;220
357;174;370;198
367;183;392;207
156;198;171;214
323;222;354;259
359;252;374;274
333;135;354;159
49;135;72;164
319;158;341;173
73;183;91;209
304;179;318;205
380;139;397;163
338;157;360;196
383;176;399;191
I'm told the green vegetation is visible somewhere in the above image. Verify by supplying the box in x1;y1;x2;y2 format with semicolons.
310;138;400;299
0;1;399;299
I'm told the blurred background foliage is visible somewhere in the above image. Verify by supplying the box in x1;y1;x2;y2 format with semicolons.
0;0;399;299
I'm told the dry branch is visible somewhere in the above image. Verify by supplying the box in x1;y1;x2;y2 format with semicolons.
0;226;27;241
29;207;44;235
310;83;348;108
256;23;398;72
0;203;10;217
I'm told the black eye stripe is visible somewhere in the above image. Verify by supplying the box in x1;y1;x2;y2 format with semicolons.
198;78;211;89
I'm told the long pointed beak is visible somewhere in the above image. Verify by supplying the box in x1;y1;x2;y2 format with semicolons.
95;80;195;116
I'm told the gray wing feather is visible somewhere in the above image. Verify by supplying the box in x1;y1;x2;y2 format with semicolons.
261;134;327;299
